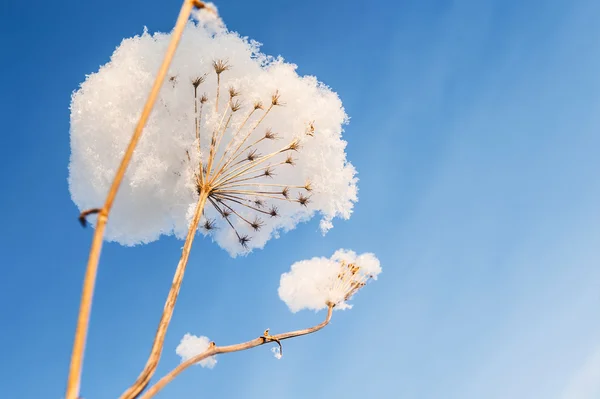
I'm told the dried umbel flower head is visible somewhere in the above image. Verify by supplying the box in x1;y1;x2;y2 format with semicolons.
278;250;381;312
69;18;357;256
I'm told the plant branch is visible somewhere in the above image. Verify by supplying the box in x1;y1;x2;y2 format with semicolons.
119;189;210;399
64;2;211;399
139;304;335;399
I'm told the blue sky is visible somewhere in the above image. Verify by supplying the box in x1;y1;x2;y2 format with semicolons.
1;0;600;398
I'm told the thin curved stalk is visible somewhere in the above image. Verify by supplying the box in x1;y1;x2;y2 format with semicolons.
120;190;210;399
139;304;335;399
65;2;210;399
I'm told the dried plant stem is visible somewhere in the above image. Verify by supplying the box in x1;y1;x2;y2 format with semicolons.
212;104;275;181
212;143;292;187
215;74;221;112
210;108;257;175
120;190;209;399
205;103;231;180
139;304;335;399
65;2;210;399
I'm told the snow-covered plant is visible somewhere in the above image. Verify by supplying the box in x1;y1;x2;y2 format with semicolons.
69;10;357;255
134;250;381;399
66;4;358;399
175;334;217;368
279;249;381;312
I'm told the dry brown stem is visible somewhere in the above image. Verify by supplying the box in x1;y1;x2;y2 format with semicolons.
119;190;209;399
139;304;335;399
65;2;211;399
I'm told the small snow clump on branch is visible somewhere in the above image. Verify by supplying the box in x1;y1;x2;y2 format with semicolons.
278;249;381;313
176;333;217;368
68;13;357;256
271;346;282;360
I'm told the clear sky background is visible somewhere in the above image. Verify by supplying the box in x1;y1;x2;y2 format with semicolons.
1;0;600;398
